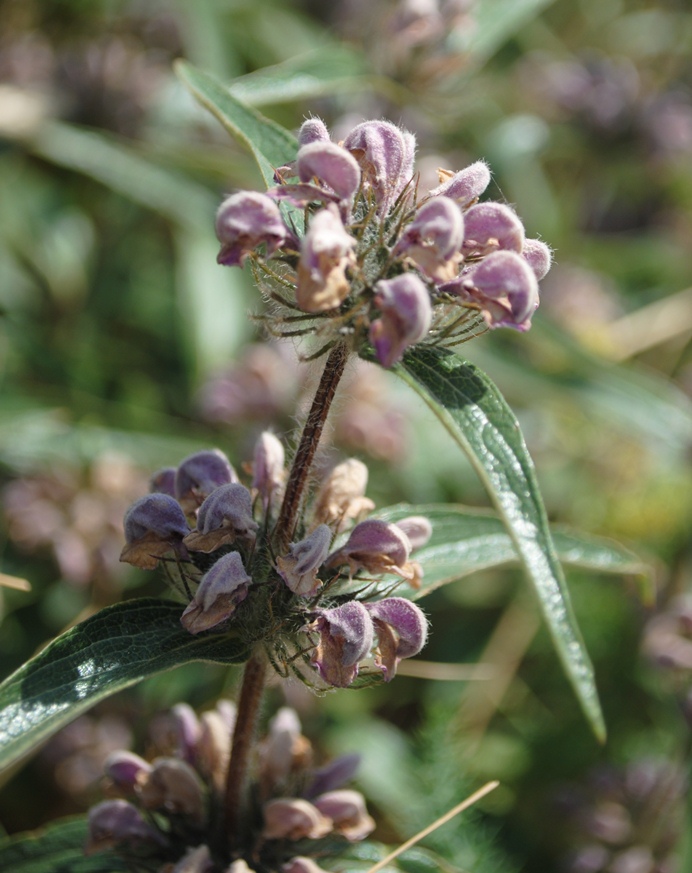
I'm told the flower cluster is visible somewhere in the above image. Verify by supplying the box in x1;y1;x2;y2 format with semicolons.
87;701;374;872
215;117;552;367
120;439;429;688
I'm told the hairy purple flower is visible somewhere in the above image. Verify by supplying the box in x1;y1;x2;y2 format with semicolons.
395;196;464;280
394;515;433;550
150;467;176;497
369;273;432;368
523;238;553;280
215;191;288;267
310;601;374;687
282;859;330;873
120;493;190;570
149;702;201;765
343;120;415;213
262;798;332;840
313;790;375;841
180;551;252;635
184;482;258;552
326;518;415;580
175;449;238;514
366;597;429;680
428;160;491;206
297;141;361;202
85;799;164;854
252;431;285;507
461;250;539;330
305;754;361;799
138;757;205;824
104;751;151;792
462;201;525;256
298;118;331;146
296;206;356;312
277;524;332;597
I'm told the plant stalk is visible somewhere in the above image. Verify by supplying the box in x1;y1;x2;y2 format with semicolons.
224;341;349;850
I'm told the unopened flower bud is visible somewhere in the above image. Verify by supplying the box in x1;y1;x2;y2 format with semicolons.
226;861;256;873
175;449;238;515
252;431;285;506
120;493;190;570
370;273;432;368
150;467;177;496
282;858;330;873
149;702;201;764
196;709;231;792
184;483;258;553
312;458;374;531
462;202;525;256
216;191;288;267
260;707;312;793
277;524;331;597
138;757;205;824
462;250;539;330
428;160;491;206
310;601;374;688
313;789;375;841
104;751;151;791
343;120;415;213
305;754;361;799
522;238;553;280
326;518;415;581
172;844;213;873
366;597;429;680
395;196;464;281
297;141;361;202
298;118;330;146
296;206;356;313
86;799;164;854
180;551;252;635
394;515;433;550
262;798;332;840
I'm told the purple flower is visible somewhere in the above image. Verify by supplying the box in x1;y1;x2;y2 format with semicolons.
175;449;238;514
460;250;539;330
149;467;176;496
313;789;375;841
462;202;525;256
366;597;429;681
252;431;285;507
120;493;190;570
85;799;165;854
104;751;151;791
298;117;331;146
427;160;491;206
523;238;553;280
215;191;288;266
296;206;356;312
343;120;416;214
262;798;332;840
297;141;361;202
395;196;464;280
310;601;374;687
138;757;205;824
369;273;432;368
184;482;258;553
394;515;433;551
326;518;415;580
180;551;252;635
277;524;332;597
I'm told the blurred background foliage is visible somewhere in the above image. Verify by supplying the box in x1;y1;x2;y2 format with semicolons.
1;0;692;870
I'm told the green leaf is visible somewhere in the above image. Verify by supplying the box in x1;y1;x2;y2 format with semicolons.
471;0;556;67
362;504;649;601
0;599;249;774
394;345;605;742
175;60;298;189
0;817;126;872
228;45;369;106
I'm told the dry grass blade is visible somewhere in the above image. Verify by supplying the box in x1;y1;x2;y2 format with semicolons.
0;573;31;592
364;780;500;873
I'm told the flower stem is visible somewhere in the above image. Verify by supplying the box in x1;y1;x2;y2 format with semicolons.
274;340;349;553
225;648;268;850
224;342;349;851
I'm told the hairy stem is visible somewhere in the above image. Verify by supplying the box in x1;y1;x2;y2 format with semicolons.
224;342;349;850
225;649;268;849
274;340;349;552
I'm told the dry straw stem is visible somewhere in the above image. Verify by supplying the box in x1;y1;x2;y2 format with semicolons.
364;780;500;873
0;573;31;592
395;659;497;681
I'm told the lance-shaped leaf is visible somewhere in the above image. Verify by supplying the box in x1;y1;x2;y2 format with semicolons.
175;60;298;189
0;816;126;872
392;345;606;742
0;599;249;775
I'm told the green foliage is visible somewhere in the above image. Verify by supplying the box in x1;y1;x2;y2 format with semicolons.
0;600;248;775
0;817;125;872
397;346;605;741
